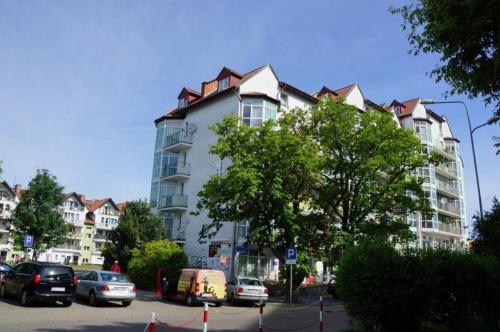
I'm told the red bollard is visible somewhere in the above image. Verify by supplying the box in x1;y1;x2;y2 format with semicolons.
148;312;156;332
259;297;264;332
319;296;324;332
155;268;165;297
203;302;208;332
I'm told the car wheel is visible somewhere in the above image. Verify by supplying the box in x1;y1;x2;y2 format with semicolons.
20;289;31;307
0;284;6;298
122;301;131;307
62;300;73;307
89;291;97;307
185;293;194;307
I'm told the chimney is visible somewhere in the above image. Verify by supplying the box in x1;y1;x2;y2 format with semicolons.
201;80;218;97
13;184;22;198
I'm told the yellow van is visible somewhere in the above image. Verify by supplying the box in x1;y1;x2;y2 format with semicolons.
162;269;226;306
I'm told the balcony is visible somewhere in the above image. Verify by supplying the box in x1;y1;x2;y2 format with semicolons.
438;223;462;236
158;194;188;212
437;202;461;217
175;227;186;242
164;131;193;152
94;234;107;242
435;164;457;179
433;145;456;160
160;163;191;181
57;244;81;251
436;181;460;198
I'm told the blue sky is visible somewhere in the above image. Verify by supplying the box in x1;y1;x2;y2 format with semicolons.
0;1;498;224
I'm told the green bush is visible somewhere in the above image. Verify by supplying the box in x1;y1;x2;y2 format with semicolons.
336;240;427;332
127;240;187;289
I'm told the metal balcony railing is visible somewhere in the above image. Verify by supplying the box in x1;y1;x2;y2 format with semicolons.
437;202;461;216
158;194;188;210
160;163;191;179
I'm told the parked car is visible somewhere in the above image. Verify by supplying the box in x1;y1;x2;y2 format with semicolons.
76;271;135;307
163;269;226;307
0;262;76;307
0;261;13;283
227;276;268;305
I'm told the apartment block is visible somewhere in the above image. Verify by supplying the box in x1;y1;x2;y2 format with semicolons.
0;181;20;261
151;64;468;279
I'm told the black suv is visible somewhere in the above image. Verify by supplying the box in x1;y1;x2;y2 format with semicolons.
0;262;77;306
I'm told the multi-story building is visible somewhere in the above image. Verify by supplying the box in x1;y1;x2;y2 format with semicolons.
0;181;20;261
150;64;469;279
388;99;468;250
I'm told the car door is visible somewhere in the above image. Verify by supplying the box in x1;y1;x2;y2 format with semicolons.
76;272;89;297
6;263;27;297
88;271;98;293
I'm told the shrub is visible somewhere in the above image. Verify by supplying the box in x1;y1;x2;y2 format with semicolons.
128;240;187;289
336;240;427;332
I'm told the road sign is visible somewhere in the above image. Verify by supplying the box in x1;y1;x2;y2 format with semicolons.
285;247;297;264
235;246;248;254
272;258;280;271
24;235;34;248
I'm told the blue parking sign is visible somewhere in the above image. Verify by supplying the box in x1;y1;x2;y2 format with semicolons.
24;235;34;248
285;247;297;264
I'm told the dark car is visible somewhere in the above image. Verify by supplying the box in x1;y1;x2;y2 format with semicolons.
327;279;337;299
0;262;13;283
0;262;77;307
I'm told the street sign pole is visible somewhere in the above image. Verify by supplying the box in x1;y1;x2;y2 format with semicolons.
289;264;293;304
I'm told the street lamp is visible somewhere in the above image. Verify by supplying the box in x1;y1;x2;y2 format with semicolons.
420;99;495;223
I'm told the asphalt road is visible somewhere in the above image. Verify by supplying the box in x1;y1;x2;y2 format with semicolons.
0;291;350;331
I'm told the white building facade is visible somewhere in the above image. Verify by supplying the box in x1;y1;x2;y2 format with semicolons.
0;181;19;262
150;65;468;279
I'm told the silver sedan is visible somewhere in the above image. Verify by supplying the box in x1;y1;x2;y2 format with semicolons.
227;276;268;305
76;271;136;307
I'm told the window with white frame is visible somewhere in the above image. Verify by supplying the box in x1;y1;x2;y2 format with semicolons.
178;96;188;109
415;120;431;143
242;99;277;127
280;93;289;107
236;220;250;239
218;77;229;92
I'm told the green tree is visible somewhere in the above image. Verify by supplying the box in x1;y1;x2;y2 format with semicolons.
196;99;438;265
472;197;500;259
390;0;500;151
310;98;439;259
102;200;165;272
13;169;66;260
0;160;3;178
128;240;187;289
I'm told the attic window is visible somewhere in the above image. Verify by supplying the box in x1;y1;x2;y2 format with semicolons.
280;93;289;107
394;106;401;117
179;97;189;109
218;77;229;92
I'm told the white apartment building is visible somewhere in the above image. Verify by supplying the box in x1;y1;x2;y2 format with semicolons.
150;64;468;279
0;181;20;261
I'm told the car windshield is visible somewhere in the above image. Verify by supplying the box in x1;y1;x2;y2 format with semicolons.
239;278;262;286
100;273;130;282
39;266;73;279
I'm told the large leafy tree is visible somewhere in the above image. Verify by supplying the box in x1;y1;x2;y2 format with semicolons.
472;197;500;258
102;200;165;271
390;0;500;151
13;169;66;260
196;99;439;264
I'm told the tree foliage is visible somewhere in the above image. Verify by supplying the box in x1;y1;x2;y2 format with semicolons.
128;240;187;289
102;200;165;271
390;0;500;151
195;99;438;264
13;169;66;259
472;197;500;259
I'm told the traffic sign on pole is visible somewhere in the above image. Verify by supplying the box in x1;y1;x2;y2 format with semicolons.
24;235;34;248
285;247;297;264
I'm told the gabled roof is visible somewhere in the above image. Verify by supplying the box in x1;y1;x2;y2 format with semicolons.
178;87;201;99
365;99;389;113
155;64;273;124
398;98;420;116
0;181;16;197
85;198;119;213
116;202;126;211
65;192;85;206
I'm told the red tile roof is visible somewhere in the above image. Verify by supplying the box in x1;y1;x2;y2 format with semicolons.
331;84;356;100
85;198;118;212
116;202;126;211
399;98;420;116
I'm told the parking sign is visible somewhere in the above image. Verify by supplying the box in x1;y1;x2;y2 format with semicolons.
285;247;297;264
24;235;34;248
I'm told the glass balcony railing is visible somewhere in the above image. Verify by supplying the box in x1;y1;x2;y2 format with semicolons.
436;181;460;197
160;163;191;179
158;194;188;210
164;131;193;150
435;164;458;178
433;145;456;160
438;223;462;235
437;202;461;216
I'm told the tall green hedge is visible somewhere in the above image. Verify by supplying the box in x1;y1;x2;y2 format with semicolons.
336;240;500;332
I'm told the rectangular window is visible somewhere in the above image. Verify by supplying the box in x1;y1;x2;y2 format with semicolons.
218;77;229;92
155;126;165;151
242;99;278;127
280;93;289;107
178;97;188;109
152;153;162;178
415;121;430;143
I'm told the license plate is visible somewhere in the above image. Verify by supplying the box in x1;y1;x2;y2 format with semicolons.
201;293;211;297
51;287;65;292
114;287;127;291
248;289;259;293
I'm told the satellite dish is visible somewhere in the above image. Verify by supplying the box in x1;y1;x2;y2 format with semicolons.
188;123;198;132
440;197;448;205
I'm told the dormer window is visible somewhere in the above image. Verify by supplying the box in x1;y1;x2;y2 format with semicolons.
394;106;401;117
280;93;289;107
179;96;189;109
218;77;229;92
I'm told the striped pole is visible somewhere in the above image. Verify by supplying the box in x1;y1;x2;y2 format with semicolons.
319;296;324;332
259;297;264;332
203;302;208;332
148;312;156;332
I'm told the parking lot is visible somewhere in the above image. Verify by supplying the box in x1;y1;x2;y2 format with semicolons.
0;290;350;331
